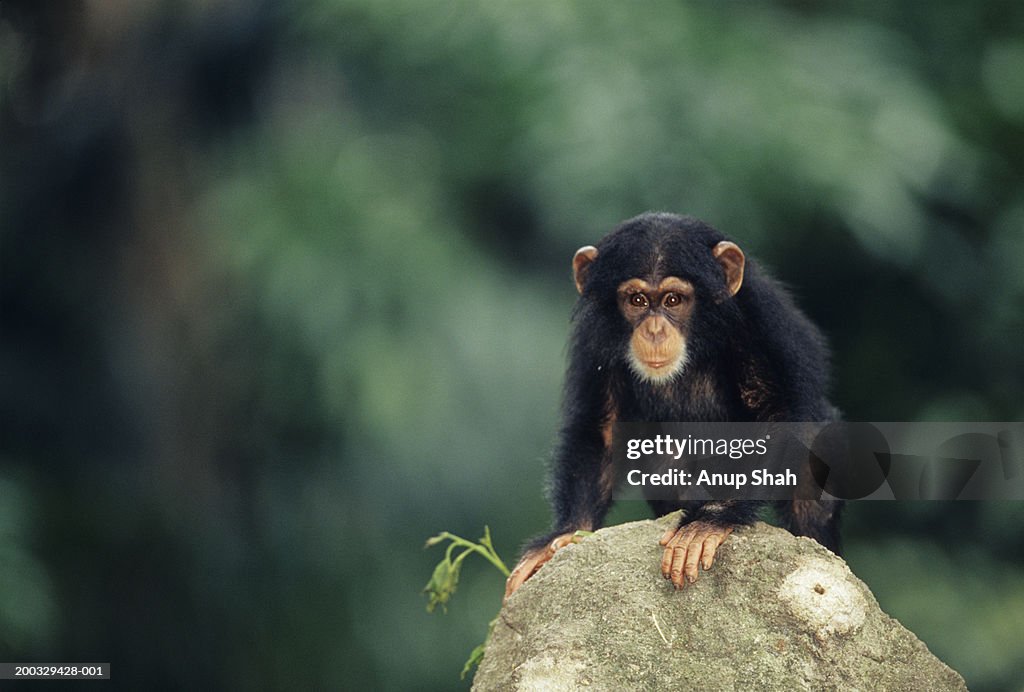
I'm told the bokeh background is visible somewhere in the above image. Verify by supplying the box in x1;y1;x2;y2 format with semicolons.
2;1;1023;689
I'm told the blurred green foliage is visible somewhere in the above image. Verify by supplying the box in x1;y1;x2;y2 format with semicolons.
1;1;1022;689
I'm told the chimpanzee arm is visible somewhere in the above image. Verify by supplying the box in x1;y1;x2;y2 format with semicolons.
505;367;616;598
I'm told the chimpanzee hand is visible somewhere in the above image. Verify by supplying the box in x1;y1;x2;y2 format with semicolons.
659;521;734;589
504;532;579;600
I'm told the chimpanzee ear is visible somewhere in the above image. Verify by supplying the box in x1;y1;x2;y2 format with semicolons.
573;246;599;294
712;241;745;297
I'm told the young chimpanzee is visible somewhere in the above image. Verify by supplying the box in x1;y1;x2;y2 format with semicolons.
505;212;842;598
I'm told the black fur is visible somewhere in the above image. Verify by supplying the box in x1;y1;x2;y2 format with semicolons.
527;212;842;555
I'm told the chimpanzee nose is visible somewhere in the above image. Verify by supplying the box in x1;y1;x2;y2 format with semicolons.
646;319;667;344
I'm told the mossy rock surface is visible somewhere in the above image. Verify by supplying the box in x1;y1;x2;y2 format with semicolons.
474;515;966;691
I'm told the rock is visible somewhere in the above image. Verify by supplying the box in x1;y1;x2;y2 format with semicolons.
474;514;966;691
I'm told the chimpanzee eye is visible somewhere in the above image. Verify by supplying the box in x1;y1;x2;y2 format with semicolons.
629;293;649;308
664;293;682;307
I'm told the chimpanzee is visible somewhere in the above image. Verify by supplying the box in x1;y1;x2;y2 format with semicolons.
505;212;842;597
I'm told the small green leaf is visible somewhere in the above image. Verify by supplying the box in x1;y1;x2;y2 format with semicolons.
423;556;461;613
460;642;486;679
